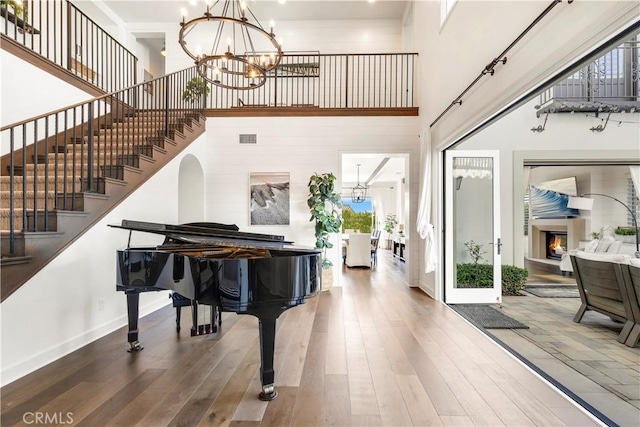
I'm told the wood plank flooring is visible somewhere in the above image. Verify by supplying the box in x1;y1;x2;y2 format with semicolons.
1;250;601;426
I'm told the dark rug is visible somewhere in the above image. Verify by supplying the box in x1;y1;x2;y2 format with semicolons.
525;285;579;298
449;304;529;329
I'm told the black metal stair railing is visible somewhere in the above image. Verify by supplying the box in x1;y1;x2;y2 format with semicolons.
0;66;204;256
208;52;418;109
1;0;137;92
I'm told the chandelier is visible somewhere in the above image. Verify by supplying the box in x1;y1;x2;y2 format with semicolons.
351;164;367;203
179;0;283;90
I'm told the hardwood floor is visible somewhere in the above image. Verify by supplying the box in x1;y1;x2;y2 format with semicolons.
1;250;600;426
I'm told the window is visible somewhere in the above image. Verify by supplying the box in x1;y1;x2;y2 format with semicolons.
440;0;457;26
341;197;373;234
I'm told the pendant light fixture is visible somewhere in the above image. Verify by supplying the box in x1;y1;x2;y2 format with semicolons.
178;0;283;90
351;164;367;203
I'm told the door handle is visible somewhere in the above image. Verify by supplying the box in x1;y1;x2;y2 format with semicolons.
496;238;502;255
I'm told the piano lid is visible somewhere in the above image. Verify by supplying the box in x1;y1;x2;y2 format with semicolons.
109;220;319;253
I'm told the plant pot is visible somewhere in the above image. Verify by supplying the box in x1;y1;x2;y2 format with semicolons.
616;235;636;243
321;267;333;292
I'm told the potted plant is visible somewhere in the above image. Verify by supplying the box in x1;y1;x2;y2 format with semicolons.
307;172;343;290
1;0;26;21
383;214;397;249
182;77;210;104
614;226;637;243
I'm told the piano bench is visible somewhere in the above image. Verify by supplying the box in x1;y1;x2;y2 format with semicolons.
170;293;222;334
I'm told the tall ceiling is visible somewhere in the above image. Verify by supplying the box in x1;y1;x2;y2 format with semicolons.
99;0;410;24
89;0;411;190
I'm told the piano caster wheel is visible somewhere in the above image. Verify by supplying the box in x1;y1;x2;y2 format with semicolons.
258;385;277;401
127;341;144;352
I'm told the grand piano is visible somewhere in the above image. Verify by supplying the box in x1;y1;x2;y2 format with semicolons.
111;220;322;401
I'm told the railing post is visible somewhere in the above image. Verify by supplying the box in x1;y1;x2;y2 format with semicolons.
66;1;71;71
87;102;94;192
9;128;15;255
164;77;170;137
344;56;349;108
273;64;278;107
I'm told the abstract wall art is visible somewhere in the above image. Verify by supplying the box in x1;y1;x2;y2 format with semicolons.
250;172;290;225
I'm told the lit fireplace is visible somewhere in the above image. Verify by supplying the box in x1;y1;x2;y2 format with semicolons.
546;232;568;260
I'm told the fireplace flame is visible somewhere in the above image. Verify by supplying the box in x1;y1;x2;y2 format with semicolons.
549;236;566;253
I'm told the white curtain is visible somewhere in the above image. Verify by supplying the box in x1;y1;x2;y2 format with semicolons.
416;130;438;273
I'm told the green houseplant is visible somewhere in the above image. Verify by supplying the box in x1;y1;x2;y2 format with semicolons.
182;77;210;104
614;226;637;243
456;240;529;295
384;214;397;234
1;0;26;20
307;172;343;269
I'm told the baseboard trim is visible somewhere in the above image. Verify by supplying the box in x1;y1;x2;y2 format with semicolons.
0;296;171;387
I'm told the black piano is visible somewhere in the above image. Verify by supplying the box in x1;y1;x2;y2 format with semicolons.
111;220;322;401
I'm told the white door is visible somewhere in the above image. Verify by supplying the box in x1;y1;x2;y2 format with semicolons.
445;150;502;304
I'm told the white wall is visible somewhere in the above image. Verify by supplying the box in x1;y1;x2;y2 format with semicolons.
455;97;639;267
410;0;639;298
199;116;419;276
126;18;405;74
1;115;419;385
0;50;93;129
0;136;195;385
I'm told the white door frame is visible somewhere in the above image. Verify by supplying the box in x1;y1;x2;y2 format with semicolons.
444;150;502;304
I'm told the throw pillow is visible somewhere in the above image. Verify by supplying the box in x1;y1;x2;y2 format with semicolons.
576;251;631;263
596;235;615;252
584;239;599;253
606;241;622;254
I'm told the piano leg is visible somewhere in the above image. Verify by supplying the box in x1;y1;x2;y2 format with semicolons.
258;316;278;401
125;290;144;352
191;300;198;336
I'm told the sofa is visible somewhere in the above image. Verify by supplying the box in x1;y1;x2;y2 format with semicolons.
560;235;636;274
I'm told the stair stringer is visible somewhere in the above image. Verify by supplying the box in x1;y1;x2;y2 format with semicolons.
0;114;206;301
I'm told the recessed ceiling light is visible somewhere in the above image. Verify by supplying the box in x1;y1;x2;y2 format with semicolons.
278;0;286;4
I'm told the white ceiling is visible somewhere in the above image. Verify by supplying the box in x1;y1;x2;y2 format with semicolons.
99;0;410;24
342;154;405;189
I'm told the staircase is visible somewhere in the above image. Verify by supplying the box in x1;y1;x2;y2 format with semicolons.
1;104;206;301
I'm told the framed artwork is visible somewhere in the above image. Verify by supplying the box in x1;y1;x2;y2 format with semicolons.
250;172;290;225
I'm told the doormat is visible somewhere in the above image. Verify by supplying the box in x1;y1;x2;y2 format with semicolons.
449;304;529;329
524;285;579;298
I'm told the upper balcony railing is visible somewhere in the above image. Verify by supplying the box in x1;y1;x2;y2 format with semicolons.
536;39;639;115
205;52;418;112
1;0;137;93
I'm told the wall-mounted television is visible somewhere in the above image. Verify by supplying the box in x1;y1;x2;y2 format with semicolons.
529;176;580;219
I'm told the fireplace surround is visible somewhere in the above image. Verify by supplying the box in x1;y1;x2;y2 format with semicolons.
529;218;585;260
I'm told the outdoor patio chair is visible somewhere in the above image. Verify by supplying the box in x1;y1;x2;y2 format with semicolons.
619;261;640;347
570;253;635;344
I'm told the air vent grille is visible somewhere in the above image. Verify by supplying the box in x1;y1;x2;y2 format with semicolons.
239;134;257;144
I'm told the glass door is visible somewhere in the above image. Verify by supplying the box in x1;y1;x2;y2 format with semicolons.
445;150;502;304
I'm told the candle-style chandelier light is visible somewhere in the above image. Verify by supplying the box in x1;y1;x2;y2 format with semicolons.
179;0;283;90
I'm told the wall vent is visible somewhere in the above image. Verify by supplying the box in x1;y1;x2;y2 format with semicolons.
239;134;257;144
